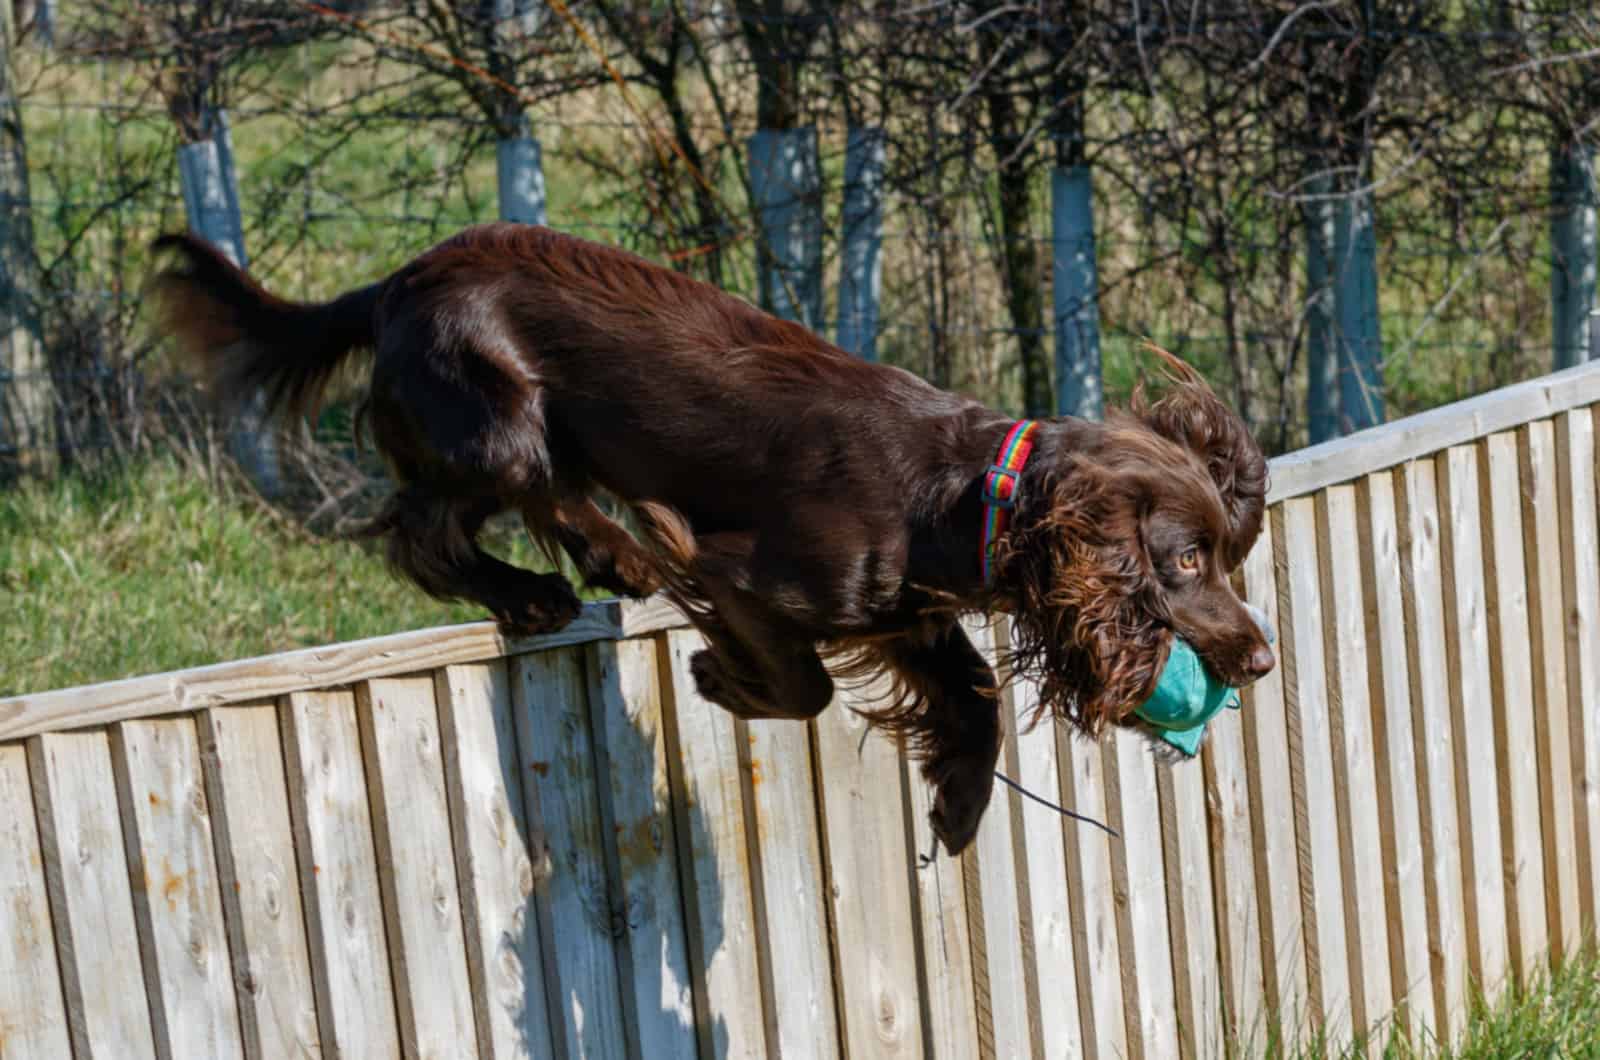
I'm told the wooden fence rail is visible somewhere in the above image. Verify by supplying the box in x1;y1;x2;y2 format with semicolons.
4;360;1600;1058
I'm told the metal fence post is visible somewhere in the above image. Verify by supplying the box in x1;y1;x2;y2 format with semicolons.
178;107;280;497
1333;188;1384;433
1304;172;1339;443
1552;141;1597;370
747;127;823;330
1052;164;1102;420
836;125;884;360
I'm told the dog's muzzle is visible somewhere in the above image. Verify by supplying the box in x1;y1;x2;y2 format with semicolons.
1244;602;1276;646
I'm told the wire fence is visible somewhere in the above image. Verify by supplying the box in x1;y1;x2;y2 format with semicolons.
1;1;1597;495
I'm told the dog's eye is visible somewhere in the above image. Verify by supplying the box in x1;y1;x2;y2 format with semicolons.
1177;546;1201;573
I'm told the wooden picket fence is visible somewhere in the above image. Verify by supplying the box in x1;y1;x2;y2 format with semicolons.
3;360;1600;1059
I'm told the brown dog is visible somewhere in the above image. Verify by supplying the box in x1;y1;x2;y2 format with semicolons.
151;222;1274;855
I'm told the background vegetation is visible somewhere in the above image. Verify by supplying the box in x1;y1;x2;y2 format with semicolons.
1;1;1597;695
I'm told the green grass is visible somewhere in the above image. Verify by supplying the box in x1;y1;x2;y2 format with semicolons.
1263;952;1600;1058
0;458;565;696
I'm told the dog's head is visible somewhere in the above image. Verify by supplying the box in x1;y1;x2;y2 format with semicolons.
994;347;1274;736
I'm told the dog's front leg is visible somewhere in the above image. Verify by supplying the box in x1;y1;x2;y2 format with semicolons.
872;625;1002;856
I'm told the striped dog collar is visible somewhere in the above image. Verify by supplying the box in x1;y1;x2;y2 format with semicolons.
980;419;1039;585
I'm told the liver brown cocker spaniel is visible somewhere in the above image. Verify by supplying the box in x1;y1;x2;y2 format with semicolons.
151;223;1275;855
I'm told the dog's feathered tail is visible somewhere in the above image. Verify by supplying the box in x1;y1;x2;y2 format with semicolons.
149;232;384;424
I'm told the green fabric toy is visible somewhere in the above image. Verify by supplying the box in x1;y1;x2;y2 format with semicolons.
1134;603;1274;755
1132;638;1242;756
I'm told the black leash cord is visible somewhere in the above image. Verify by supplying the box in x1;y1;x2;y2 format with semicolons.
993;769;1120;838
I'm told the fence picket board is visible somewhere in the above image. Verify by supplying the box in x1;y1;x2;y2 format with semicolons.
1201;706;1266;1054
1314;486;1394;1034
1395;458;1471;1038
1157;754;1221;1059
1005;615;1085;1060
1276;499;1353;1040
1355;473;1436;1040
1520;422;1583;958
964;617;1038;1060
199;705;320;1060
743;715;840;1059
1237;516;1307;1047
1104;727;1179;1059
1479;432;1551;979
512;647;629;1060
30;731;158;1058
1057;727;1127;1060
281;689;400;1059
0;743;71;1058
587;639;698;1059
358;676;479;1058
435;661;558;1060
659;631;767;1060
904;738;982;1059
1557;407;1600;930
1436;445;1512;995
112;718;244;1059
813;672;924;1058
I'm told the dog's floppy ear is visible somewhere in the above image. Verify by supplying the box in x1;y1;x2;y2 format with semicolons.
996;454;1172;735
1131;344;1268;570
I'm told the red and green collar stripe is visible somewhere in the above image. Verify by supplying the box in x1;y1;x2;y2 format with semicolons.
980;419;1039;585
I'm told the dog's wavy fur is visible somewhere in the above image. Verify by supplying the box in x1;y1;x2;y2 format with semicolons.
149;222;1274;855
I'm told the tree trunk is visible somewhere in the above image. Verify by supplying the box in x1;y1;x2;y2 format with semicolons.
836;125;884;360
735;0;802;130
737;1;821;325
983;76;1050;416
659;77;725;286
1551;140;1597;370
0;1;54;474
1048;27;1101;419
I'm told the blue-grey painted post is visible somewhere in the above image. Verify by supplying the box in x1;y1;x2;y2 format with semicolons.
1552;142;1597;370
747;127;823;330
836;126;884;360
179;111;247;268
1052;165;1102;419
489;0;543;36
178;108;280;497
485;0;544;226
1332;188;1384;433
496;120;547;226
32;0;53;47
1304;173;1339;443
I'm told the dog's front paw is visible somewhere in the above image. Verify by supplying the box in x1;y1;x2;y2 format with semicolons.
928;759;996;856
495;573;583;638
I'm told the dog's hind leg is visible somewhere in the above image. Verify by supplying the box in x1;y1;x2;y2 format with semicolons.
865;624;1001;856
686;589;834;722
648;529;834;721
373;488;582;637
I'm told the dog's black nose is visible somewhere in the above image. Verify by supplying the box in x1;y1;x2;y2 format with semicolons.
1245;644;1276;678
